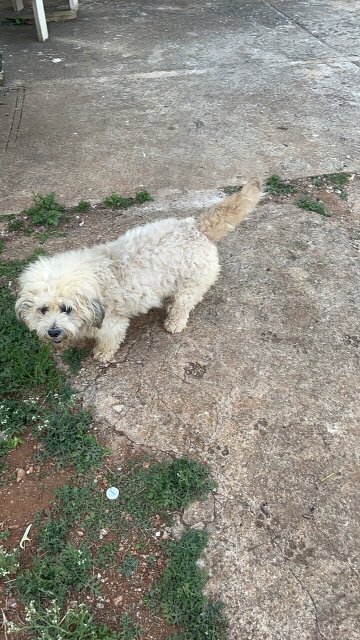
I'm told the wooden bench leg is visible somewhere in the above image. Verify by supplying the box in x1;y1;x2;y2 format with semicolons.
12;0;24;12
32;0;48;42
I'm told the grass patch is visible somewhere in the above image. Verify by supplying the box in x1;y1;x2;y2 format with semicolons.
119;614;141;640
103;190;153;210
62;345;90;372
118;554;139;578
265;174;296;195
149;530;227;639
23;192;65;227
323;172;350;188
74;200;91;213
7;217;24;232
0;545;19;578
16;544;94;607
295;196;330;217
9;601;120;639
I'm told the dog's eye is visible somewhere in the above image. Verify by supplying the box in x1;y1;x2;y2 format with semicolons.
60;305;72;314
40;306;48;315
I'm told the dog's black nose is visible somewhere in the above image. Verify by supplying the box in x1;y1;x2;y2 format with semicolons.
48;328;61;338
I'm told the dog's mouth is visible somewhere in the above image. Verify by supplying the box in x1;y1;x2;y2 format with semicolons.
51;335;66;344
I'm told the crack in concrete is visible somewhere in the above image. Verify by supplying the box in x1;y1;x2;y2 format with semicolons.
264;1;360;69
286;564;328;640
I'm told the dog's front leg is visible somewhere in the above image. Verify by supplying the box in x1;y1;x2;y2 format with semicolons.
93;317;130;364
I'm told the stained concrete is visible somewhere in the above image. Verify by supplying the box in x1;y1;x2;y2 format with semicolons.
1;0;360;212
1;1;360;638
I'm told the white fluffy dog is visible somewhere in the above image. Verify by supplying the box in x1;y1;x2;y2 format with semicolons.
15;180;262;363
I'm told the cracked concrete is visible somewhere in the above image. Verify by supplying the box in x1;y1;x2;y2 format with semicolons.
1;0;360;638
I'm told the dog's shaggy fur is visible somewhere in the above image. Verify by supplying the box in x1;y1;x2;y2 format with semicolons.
15;180;262;363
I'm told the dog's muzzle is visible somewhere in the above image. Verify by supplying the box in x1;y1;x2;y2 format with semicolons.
47;328;66;343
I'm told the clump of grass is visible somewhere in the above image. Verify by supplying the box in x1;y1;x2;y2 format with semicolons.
95;542;118;570
7;217;24;232
119;613;141;640
265;174;296;195
0;545;19;577
62;346;90;373
9;601;120;640
0;240;4;254
133;190;153;204
150;530;227;638
323;172;350;188
143;457;215;511
24;192;65;227
74;200;91;213
16;544;94;607
103;190;153;210
118;554;139;578
0;528;10;541
295;196;329;217
35;399;106;472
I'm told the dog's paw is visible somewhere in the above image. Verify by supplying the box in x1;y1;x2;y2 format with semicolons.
164;317;188;334
93;348;116;365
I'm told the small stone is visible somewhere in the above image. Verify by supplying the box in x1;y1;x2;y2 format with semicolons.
99;528;109;538
77;530;84;537
16;468;25;483
113;595;123;606
26;465;34;475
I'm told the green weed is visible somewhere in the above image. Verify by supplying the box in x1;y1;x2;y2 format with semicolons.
118;554;139;578
265;174;296;195
74;200;91;213
7;217;24;232
62;346;90;373
0;240;4;254
16;544;94;607
150;530;227;639
95;542;118;570
24;192;65;227
323;172;350;188
35;399;106;472
103;190;153;210
9;601;119;639
295;196;329;217
0;528;10;541
0;545;19;577
119;613;141;640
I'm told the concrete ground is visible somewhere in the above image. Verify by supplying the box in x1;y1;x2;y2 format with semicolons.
1;1;360;638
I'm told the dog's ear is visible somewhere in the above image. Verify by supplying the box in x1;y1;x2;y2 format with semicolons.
15;296;32;324
89;298;105;328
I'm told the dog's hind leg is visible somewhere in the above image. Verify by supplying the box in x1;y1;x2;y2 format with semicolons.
93;317;130;364
164;278;216;335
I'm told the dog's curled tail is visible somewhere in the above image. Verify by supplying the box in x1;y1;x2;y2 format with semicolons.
197;179;263;242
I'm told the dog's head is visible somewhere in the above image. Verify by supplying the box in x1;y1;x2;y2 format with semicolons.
15;253;105;344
